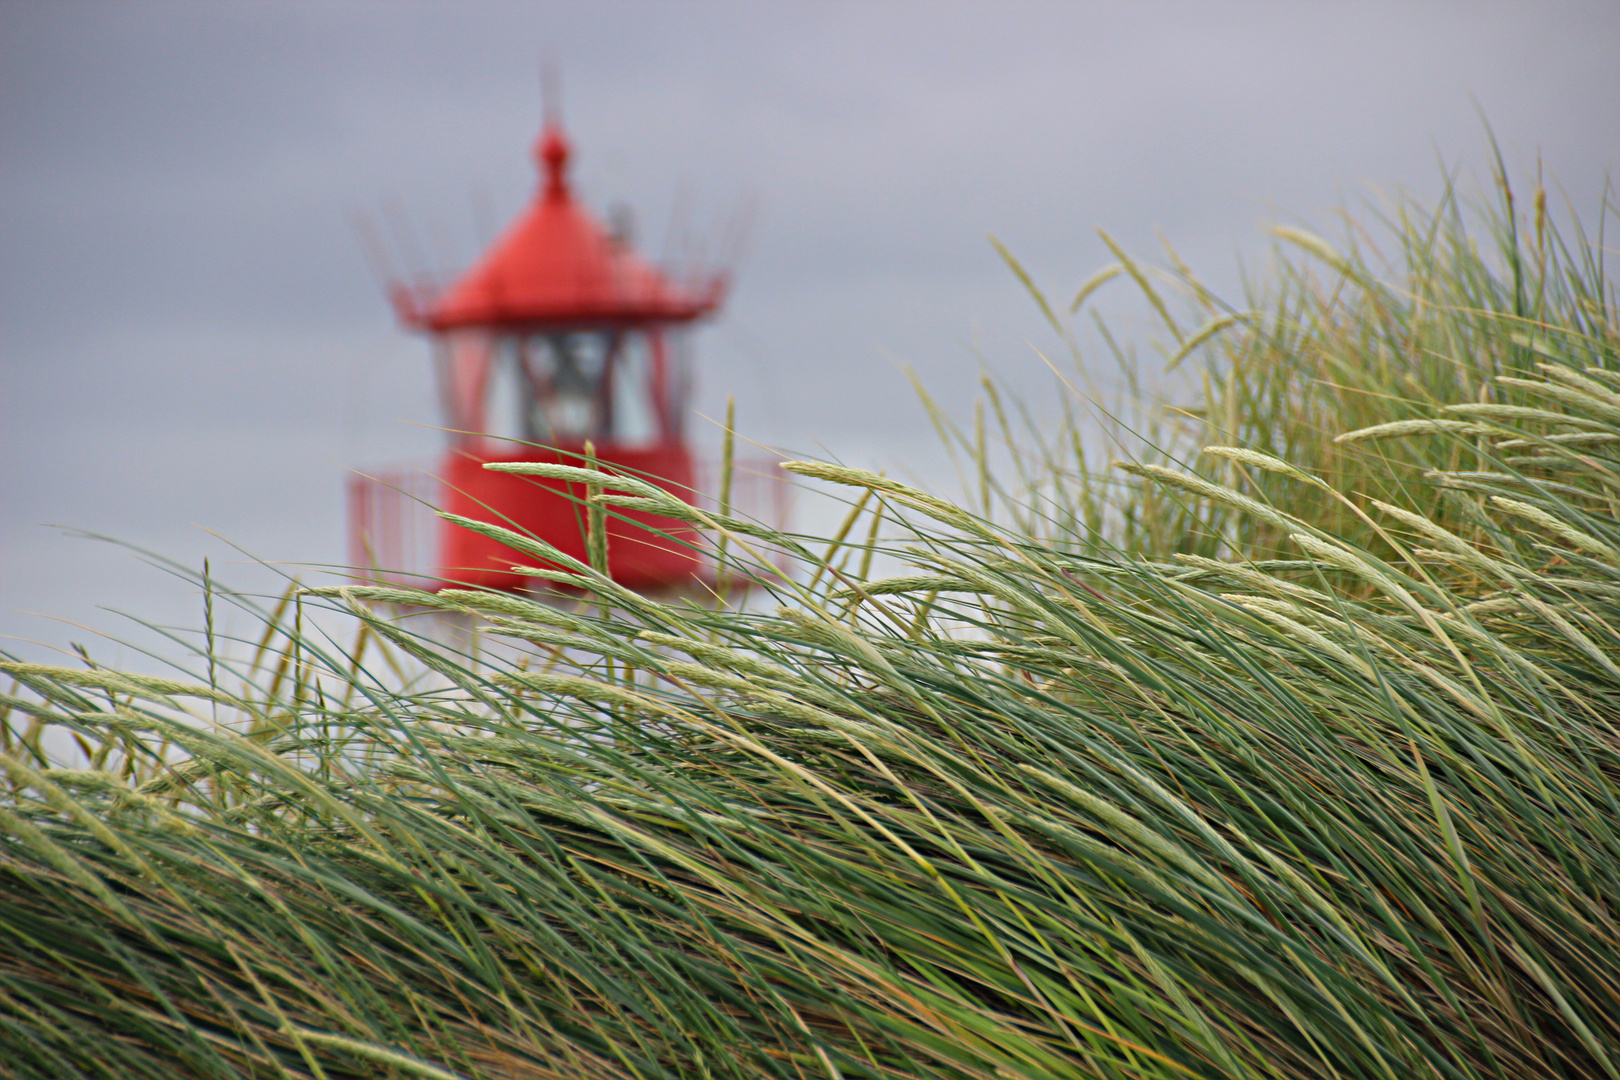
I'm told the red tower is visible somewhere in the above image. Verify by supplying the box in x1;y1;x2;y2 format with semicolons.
352;117;761;593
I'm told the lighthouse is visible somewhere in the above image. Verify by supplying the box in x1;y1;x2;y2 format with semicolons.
350;113;771;594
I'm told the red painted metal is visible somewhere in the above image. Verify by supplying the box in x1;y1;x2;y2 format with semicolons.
347;450;792;590
437;444;700;592
392;125;725;332
359;115;746;594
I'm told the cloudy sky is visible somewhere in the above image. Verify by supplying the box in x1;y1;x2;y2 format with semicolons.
3;0;1617;666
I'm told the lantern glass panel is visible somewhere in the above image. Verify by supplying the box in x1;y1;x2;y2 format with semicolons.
510;330;615;444
481;340;529;445
663;328;693;442
610;331;659;446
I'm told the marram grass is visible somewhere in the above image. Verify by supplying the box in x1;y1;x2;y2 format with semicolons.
4;179;1620;1079
948;162;1618;572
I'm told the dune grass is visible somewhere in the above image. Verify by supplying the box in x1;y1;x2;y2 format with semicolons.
3;168;1620;1079
944;163;1617;572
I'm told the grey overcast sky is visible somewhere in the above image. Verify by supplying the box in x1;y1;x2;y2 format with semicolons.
2;0;1617;665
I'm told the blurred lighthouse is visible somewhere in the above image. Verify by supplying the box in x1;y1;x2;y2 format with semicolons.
350;108;780;593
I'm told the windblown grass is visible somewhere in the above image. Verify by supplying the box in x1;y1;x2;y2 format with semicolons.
945;162;1617;571
3;171;1620;1079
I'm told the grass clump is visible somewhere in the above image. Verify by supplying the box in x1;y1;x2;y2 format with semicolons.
954;164;1617;571
3;171;1620;1079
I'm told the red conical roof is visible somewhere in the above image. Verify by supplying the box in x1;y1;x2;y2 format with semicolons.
408;124;724;331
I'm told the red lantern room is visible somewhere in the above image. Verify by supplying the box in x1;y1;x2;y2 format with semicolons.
352;115;750;594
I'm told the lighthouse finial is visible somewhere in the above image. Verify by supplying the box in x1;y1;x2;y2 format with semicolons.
540;58;562;127
536;59;570;200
